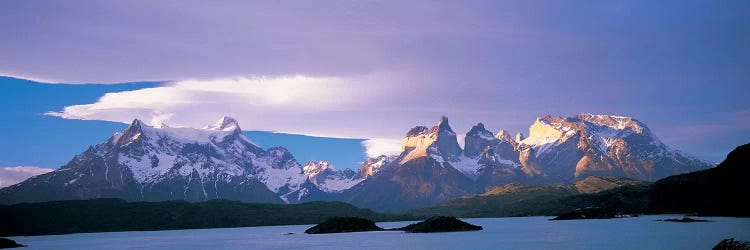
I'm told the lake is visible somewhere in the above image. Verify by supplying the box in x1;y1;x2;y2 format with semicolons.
8;215;750;249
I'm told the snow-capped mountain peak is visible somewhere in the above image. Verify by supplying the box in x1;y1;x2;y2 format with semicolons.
4;115;422;205
303;160;333;177
117;119;147;144
108;117;269;184
575;113;645;133
464;123;497;157
515;113;710;181
0;116;309;204
204;116;241;132
14;116;347;204
459;122;522;177
467;123;494;140
302;160;362;193
358;155;397;178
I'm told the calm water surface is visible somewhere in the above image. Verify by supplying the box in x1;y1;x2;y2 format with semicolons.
9;215;750;249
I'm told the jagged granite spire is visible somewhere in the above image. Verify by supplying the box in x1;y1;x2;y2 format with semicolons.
117;119;147;144
401;116;462;163
495;129;512;141
464;122;496;158
433;115;455;134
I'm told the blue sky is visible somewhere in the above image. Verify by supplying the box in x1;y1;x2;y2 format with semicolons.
0;77;368;170
1;1;749;174
0;77;159;167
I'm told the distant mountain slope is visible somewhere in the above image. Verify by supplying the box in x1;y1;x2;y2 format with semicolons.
410;176;648;217
649;143;750;216
0;199;413;237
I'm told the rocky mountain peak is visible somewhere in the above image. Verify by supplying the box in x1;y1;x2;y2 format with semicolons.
117;118;148;144
467;123;492;137
302;161;363;193
405;126;429;137
515;113;710;182
495;130;513;142
520;116;576;147
464;123;498;158
401;116;462;163
358;155;396;178
428;115;455;135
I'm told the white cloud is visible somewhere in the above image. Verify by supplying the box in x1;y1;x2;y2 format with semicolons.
0;166;54;188
42;73;539;160
46;73;490;139
46;75;388;137
361;138;402;158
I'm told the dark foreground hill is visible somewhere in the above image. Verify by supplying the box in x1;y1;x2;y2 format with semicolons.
0;199;412;237
649;143;750;216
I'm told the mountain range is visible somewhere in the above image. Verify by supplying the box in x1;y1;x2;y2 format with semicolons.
0;117;367;205
341;114;710;210
2;143;746;237
0;114;712;211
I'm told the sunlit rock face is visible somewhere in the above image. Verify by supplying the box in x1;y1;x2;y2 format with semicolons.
517;113;711;182
400;116;462;164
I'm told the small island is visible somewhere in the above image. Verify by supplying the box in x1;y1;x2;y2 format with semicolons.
304;217;384;234
714;238;750;250
305;216;482;234
399;216;483;233
657;217;713;223
0;238;25;249
550;207;618;220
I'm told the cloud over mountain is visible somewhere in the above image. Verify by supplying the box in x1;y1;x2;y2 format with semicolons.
0;166;53;188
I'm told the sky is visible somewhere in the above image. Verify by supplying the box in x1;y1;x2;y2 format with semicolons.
1;1;749;184
0;77;368;170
